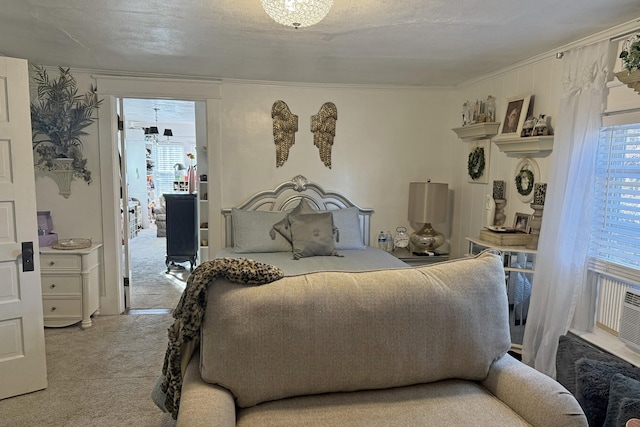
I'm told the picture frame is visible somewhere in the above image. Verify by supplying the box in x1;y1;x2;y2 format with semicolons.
513;212;530;233
467;139;491;184
496;93;532;139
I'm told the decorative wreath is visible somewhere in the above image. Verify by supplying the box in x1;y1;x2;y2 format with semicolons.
467;147;485;180
515;168;534;197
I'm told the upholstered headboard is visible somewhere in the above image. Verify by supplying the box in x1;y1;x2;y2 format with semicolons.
221;175;373;248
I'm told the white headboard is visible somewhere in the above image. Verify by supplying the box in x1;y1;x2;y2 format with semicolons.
221;175;373;248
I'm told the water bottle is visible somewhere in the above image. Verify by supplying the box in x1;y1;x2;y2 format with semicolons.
385;230;393;252
377;231;385;249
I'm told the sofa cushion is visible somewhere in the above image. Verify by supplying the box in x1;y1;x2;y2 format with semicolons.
604;373;640;427
575;358;640;427
200;251;511;407
236;380;531;427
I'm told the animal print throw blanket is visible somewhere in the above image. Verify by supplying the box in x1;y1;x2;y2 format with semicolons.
154;257;284;419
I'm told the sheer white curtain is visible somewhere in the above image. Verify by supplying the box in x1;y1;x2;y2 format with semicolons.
522;39;613;377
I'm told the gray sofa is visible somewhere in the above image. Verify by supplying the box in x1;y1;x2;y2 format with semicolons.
177;251;587;426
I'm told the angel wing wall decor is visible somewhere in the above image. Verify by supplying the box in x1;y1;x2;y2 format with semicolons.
311;102;337;169
271;100;298;168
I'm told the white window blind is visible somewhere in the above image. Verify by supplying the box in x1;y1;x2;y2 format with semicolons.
155;144;184;197
590;122;640;270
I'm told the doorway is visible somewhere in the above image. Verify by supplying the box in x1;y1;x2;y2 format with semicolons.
120;98;199;310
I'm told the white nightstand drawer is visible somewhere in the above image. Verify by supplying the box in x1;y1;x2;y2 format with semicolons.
42;298;82;317
41;274;82;295
40;254;81;271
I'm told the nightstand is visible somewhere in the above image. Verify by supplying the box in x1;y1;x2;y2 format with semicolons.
392;249;449;266
40;244;102;328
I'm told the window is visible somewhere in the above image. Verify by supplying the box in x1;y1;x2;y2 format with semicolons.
590;122;640;270
155;143;185;197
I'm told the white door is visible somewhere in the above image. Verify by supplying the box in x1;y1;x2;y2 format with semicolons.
119;99;133;310
0;57;47;399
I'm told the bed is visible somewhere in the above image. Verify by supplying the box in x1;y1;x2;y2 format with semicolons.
218;175;408;274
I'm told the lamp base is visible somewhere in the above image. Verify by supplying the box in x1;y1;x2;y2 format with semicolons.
409;223;445;255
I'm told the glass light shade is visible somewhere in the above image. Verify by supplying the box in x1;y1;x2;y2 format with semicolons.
261;0;333;28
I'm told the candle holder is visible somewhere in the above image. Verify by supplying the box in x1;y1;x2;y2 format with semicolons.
526;204;544;249
494;199;506;226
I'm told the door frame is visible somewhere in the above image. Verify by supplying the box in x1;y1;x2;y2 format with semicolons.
95;76;221;315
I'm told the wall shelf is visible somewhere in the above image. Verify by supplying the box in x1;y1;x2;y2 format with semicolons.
451;122;500;141
493;135;554;157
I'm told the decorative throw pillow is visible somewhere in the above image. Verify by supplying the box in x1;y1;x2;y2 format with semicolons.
270;198;317;243
617;398;640;427
575;358;640;427
604;374;640;427
556;334;625;396
289;212;338;259
231;209;291;253
330;207;365;250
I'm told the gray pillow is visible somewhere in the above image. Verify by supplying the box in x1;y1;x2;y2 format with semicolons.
231;209;292;253
330;207;364;250
271;198;317;243
575;358;640;427
289;212;338;259
604;373;640;427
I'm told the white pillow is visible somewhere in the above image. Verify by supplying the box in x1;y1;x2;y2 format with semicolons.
231;209;292;253
331;207;365;250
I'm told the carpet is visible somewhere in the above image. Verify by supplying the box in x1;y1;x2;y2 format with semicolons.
0;314;176;427
129;226;189;310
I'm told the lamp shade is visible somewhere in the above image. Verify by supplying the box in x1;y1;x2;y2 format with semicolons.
148;126;159;135
261;0;333;28
408;182;448;224
163;129;173;137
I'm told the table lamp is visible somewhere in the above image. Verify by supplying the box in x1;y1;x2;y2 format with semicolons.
408;181;448;254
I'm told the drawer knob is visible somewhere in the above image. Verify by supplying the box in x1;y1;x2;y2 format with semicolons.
49;261;55;266
50;283;56;289
50;306;56;312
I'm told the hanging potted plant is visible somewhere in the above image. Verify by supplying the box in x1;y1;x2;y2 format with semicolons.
30;65;102;196
615;34;640;94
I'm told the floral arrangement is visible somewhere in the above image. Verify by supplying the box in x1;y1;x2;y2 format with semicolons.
30;65;102;183
619;35;640;73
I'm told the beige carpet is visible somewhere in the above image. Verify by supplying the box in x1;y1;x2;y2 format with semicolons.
0;314;177;427
129;226;189;310
0;226;191;426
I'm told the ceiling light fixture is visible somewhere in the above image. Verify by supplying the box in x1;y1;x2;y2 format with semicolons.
261;0;333;29
144;107;173;143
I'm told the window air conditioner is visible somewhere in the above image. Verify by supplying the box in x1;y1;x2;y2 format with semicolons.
619;289;640;353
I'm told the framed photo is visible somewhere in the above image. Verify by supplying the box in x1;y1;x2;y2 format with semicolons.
513;212;530;233
497;93;532;138
467;139;491;184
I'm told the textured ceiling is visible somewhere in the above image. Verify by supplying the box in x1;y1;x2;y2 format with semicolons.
1;0;640;88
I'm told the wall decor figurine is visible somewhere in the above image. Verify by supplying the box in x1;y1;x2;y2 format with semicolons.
271;100;298;167
311;102;338;169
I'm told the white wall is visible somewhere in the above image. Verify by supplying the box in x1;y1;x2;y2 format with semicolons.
449;57;564;258
217;82;456;249
33;72;105;245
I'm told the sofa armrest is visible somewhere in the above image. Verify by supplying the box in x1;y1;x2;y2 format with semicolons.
481;354;587;427
177;351;236;427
